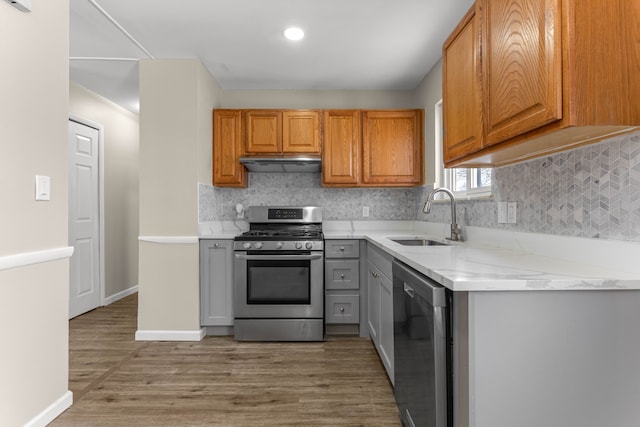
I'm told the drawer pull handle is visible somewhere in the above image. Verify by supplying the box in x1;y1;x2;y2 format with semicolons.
340;307;345;312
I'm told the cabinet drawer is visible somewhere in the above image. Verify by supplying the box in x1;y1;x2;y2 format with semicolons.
325;240;360;258
325;259;360;290
325;294;359;324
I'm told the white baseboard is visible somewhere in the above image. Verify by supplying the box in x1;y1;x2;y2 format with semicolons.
23;390;72;427
135;328;205;341
103;285;138;306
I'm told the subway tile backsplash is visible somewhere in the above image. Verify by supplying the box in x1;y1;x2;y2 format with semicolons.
199;130;640;243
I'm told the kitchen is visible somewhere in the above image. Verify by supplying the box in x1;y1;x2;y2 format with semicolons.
3;0;640;426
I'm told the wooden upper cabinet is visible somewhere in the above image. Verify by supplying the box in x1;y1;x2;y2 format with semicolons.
213;110;247;187
444;0;640;167
443;3;483;163
282;110;321;154
244;110;321;155
362;110;423;186
322;110;361;186
245;111;282;154
482;0;562;146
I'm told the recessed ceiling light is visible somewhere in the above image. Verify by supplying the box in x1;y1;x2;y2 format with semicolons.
284;27;304;41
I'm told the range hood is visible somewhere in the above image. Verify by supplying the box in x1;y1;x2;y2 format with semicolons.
239;157;322;173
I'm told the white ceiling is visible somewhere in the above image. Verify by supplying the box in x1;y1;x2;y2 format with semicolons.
69;0;475;113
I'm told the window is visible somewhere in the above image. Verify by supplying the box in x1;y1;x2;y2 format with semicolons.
434;99;492;198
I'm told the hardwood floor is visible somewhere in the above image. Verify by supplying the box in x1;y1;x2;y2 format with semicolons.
51;294;401;426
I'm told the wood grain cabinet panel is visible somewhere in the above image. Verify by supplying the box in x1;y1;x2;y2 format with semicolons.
482;0;562;146
282;110;321;154
322;110;361;186
213;110;247;187
245;110;321;156
445;0;640;167
245;111;282;154
362;110;423;186
442;4;483;162
214;109;423;187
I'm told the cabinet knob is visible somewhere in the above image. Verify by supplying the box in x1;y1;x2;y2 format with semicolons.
340;246;345;251
214;243;219;248
340;307;345;312
340;273;345;279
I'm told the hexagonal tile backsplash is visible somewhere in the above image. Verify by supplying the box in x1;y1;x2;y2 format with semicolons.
420;130;640;242
200;130;640;243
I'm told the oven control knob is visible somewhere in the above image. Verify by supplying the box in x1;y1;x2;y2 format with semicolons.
254;242;263;249
305;241;313;250
295;241;303;249
243;242;252;250
276;242;284;249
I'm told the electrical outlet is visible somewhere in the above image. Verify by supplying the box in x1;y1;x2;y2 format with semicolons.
507;202;517;224
497;202;507;224
362;206;370;217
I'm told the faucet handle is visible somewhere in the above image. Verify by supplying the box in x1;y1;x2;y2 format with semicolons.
449;224;463;242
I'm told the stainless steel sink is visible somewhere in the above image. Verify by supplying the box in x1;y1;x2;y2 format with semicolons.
390;238;448;246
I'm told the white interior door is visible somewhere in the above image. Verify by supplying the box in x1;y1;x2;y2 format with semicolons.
68;119;101;318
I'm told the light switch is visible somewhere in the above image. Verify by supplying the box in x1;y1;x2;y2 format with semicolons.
35;175;51;201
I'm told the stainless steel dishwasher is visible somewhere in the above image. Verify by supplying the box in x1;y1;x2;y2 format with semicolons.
392;259;451;427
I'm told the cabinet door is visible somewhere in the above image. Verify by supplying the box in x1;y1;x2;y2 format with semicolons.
322;110;361;186
379;272;395;384
245;111;282;154
367;262;381;342
443;4;483;163
213;110;247;187
362;110;423;186
282;110;321;154
482;0;562;146
200;240;234;326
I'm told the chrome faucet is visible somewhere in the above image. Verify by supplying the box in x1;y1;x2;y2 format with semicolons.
423;187;463;241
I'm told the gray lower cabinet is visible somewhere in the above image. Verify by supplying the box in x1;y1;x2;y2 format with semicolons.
324;240;360;332
366;243;394;384
200;239;234;328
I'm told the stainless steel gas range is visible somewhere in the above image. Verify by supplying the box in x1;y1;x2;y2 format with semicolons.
233;206;324;341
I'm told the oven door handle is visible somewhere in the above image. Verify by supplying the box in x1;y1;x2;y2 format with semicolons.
235;253;323;261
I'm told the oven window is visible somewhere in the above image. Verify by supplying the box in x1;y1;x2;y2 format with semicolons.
247;259;310;304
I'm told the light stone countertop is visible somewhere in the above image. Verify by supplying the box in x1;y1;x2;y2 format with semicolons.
201;220;640;292
324;228;640;292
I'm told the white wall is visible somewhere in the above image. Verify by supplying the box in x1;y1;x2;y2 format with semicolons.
138;59;222;335
413;58;443;187
220;89;416;109
0;1;72;425
69;83;140;299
